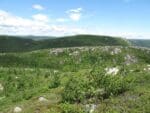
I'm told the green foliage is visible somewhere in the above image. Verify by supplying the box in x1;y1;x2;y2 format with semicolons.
49;74;61;89
60;103;85;113
102;75;132;96
62;64;135;104
62;76;86;103
0;35;130;53
0;46;149;113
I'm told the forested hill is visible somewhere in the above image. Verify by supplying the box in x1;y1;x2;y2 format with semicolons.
0;35;130;52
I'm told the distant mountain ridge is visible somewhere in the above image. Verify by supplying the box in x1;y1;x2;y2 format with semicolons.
0;35;130;52
129;39;150;48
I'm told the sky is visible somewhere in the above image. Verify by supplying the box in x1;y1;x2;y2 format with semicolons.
0;0;150;39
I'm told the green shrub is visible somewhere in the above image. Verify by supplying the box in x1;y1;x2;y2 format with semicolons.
103;75;130;96
89;68;133;98
49;74;60;89
62;76;86;103
62;67;133;103
60;103;85;113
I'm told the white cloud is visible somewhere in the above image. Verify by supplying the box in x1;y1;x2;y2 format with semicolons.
67;8;83;21
1;9;148;39
68;8;82;13
69;13;81;21
56;18;68;22
32;14;49;22
32;4;44;10
0;10;86;36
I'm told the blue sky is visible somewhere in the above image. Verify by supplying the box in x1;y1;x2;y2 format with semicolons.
0;0;150;39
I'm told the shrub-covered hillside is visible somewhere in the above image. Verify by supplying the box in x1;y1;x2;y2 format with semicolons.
0;35;130;52
0;46;150;113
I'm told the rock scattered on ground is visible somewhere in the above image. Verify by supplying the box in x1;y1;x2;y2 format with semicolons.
105;67;119;75
38;97;48;102
69;51;80;56
85;104;97;113
143;65;150;71
0;83;4;91
111;48;122;55
124;54;137;65
50;48;64;55
14;107;22;113
54;70;59;74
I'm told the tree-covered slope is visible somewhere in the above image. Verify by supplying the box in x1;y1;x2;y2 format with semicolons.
0;35;130;52
0;36;38;52
40;35;130;48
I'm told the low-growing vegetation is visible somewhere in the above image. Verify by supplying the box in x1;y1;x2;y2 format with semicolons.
0;46;149;113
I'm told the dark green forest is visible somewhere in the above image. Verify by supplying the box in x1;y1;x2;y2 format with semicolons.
0;35;130;53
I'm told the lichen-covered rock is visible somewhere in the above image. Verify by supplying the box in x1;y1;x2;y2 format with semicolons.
50;48;64;55
105;67;119;75
54;70;59;74
144;65;150;71
69;51;80;56
85;104;97;113
14;107;22;113
110;48;122;55
0;83;4;91
38;97;47;102
124;54;137;65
